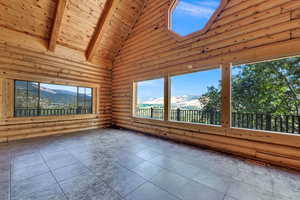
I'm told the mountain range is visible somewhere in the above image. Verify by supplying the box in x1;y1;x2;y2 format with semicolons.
15;81;91;107
142;95;204;109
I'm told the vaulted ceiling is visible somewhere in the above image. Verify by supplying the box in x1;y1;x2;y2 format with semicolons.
0;0;146;62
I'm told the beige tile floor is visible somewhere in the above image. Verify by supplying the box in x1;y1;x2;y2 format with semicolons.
0;128;299;200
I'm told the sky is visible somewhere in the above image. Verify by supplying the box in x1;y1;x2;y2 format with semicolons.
41;84;92;96
171;0;221;36
41;84;78;93
137;68;221;103
137;78;164;103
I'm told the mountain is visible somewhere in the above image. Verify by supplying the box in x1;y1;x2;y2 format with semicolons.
142;95;204;109
15;81;91;108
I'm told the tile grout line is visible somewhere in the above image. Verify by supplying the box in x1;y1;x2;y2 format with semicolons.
39;149;70;200
65;147;127;199
114;148;183;200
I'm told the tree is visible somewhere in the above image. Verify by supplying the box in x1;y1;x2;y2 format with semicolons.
199;86;221;112
199;57;300;116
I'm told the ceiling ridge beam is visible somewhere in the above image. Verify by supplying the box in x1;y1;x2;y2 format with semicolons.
86;0;116;62
49;0;68;51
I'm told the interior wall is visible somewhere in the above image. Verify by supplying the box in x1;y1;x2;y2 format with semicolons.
112;0;300;169
0;0;148;142
0;28;112;142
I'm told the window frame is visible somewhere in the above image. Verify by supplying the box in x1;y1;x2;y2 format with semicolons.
13;79;95;118
132;60;300;148
132;77;166;121
132;67;224;127
166;0;229;41
230;58;300;135
168;67;223;126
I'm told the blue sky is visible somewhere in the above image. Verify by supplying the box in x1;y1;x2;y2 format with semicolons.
137;78;164;103
137;68;221;103
172;0;221;36
171;68;221;96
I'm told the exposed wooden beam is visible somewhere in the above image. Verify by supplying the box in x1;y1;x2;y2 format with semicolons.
86;0;116;62
49;0;68;51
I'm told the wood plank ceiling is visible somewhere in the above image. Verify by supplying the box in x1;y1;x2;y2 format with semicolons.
0;0;146;62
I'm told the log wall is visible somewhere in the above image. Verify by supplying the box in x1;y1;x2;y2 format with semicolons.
0;28;112;142
112;0;300;170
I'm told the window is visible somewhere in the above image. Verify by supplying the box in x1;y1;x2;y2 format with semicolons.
170;0;221;36
78;87;93;114
15;81;39;116
135;78;164;120
14;80;93;117
231;57;300;134
170;68;221;125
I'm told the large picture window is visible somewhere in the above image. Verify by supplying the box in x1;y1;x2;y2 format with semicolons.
170;68;221;125
132;58;299;137
231;57;300;134
14;80;93;117
135;78;164;120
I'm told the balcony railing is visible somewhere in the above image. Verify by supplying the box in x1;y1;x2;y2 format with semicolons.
14;108;92;117
136;108;300;134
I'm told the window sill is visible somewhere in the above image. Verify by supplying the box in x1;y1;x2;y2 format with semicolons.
228;127;300;147
133;117;300;148
133;116;164;121
0;114;98;126
133;117;226;136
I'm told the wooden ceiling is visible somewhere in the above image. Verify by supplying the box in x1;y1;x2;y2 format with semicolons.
0;0;146;62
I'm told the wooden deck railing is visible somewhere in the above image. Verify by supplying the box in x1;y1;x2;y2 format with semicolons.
136;108;300;134
14;108;92;117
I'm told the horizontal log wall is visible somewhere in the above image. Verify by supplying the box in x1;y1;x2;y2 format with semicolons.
0;30;112;142
112;0;300;170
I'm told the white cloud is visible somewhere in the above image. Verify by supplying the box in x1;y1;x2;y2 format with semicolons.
175;1;219;19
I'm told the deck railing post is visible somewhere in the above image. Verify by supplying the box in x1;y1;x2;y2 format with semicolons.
210;111;214;125
150;107;154;118
266;113;272;131
177;108;181;121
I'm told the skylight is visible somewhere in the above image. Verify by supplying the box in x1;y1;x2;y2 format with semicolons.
171;0;221;36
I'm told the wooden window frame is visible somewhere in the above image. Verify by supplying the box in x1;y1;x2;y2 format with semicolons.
132;66;224;126
13;80;96;118
0;78;99;124
167;66;223;126
166;0;229;41
132;62;300;148
132;77;166;121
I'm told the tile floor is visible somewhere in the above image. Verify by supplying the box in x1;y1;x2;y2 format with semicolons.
0;128;300;200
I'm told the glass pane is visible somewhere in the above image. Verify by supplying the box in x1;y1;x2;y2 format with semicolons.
14;81;39;117
15;81;28;109
170;68;221;125
15;80;28;90
27;82;39;109
232;57;300;134
85;88;93;113
78;87;85;108
171;0;221;36
40;83;77;116
14;81;93;117
136;78;164;120
86;88;92;96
